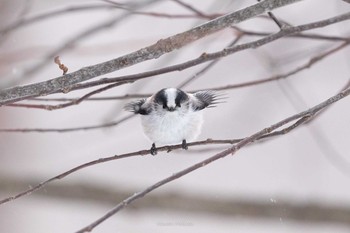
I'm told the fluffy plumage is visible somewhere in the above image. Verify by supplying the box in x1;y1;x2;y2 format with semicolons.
124;88;221;154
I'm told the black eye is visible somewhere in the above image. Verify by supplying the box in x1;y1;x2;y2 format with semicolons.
163;104;167;109
175;90;188;108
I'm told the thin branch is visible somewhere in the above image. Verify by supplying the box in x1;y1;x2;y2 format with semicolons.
0;0;160;89
28;94;147;102
204;41;350;92
172;0;208;18
0;138;239;206
0;3;203;37
177;35;243;89
102;0;215;19
235;27;350;42
0;114;133;133
0;4;117;36
75;87;350;233
0;0;303;104
6;81;132;110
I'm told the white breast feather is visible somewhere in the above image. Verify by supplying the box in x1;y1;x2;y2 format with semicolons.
141;110;203;145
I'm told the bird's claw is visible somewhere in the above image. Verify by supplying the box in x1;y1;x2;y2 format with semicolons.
151;143;158;155
181;140;188;150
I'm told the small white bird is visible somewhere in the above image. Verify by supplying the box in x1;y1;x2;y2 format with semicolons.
124;87;221;155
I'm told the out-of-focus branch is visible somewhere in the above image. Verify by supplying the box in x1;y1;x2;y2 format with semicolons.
0;0;161;89
0;2;204;37
172;0;208;18
1;176;350;226
177;35;244;89
0;114;133;133
0;4;120;36
75;86;350;233
0;0;303;104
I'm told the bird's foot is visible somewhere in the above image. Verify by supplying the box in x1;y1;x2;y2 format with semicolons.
150;143;158;155
181;140;188;150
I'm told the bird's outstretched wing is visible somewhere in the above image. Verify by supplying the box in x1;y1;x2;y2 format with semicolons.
124;99;152;115
191;90;223;111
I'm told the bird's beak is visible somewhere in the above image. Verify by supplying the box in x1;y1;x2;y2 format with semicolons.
167;107;176;112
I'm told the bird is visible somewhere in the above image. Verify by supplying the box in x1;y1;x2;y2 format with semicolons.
124;87;222;155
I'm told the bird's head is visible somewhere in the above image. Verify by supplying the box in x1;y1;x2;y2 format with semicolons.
153;88;189;113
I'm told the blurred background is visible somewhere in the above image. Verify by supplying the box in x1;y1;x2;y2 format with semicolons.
0;0;350;232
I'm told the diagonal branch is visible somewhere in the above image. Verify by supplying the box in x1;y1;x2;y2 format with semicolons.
5;41;348;111
0;138;238;206
39;12;350;95
0;0;302;104
74;86;350;233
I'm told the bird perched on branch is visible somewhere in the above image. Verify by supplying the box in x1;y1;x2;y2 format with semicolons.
124;87;223;155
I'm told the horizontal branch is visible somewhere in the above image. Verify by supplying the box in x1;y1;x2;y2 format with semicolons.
1;176;350;226
0;3;214;37
0;4;119;36
0;0;302;105
6;81;133;111
0;114;133;133
236;27;350;41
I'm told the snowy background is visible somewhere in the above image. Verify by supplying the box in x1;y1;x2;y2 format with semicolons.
0;0;350;232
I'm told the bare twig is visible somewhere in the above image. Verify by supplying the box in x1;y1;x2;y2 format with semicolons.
0;114;133;133
0;138;238;205
75;87;350;233
177;35;243;89
102;0;216;19
234;27;350;42
6;81;132;110
0;2;202;36
28;94;147;102
204;41;350;92
0;4;118;36
172;0;208;18
0;0;303;104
